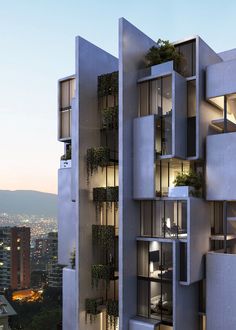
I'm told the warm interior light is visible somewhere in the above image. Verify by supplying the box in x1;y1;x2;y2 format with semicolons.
150;261;154;273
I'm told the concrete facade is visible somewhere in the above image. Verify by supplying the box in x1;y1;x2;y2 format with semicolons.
206;253;236;330
206;132;236;201
58;18;236;330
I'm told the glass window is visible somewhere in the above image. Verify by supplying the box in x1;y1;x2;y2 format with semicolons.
156;159;190;198
187;80;196;157
180;242;187;282
139;76;173;156
139;81;149;116
60;109;71;139
60;79;75;110
140;200;187;239
140;202;153;236
137;279;149;317
137;241;149;277
150;281;173;322
162;76;172;116
153;202;164;237
175;40;196;77
150;79;162;115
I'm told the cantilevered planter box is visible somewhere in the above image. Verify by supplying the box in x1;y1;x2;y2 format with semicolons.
168;186;193;198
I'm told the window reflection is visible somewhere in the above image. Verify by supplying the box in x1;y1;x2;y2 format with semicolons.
139;76;173;156
175;40;196;77
140;200;187;239
137;241;173;324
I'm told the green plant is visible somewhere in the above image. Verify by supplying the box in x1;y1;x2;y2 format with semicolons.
102;106;118;130
173;170;203;197
85;298;103;324
70;248;76;269
106;186;119;202
106;300;119;327
92;225;115;252
93;187;119;219
91;264;114;289
93;187;106;221
98;71;118;97
145;39;182;68
61;144;71;160
86;147;110;181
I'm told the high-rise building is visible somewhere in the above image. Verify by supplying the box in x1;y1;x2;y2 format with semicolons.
0;227;30;291
47;232;63;288
57;18;236;330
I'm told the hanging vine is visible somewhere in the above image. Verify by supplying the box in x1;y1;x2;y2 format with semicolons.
98;71;118;97
86;147;110;183
101;106;118;130
91;264;114;289
107;300;119;328
85;298;103;324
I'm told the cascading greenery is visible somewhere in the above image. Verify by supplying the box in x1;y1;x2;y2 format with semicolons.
145;39;183;68
93;187;119;219
85;298;103;324
91;264;114;289
92;225;115;253
101;106;118;130
98;71;118;97
107;300;119;327
86;147;110;182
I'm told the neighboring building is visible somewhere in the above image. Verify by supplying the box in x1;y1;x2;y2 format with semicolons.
31;232;61;287
57;18;236;330
0;295;16;330
32;232;58;269
0;227;30;291
47;232;63;288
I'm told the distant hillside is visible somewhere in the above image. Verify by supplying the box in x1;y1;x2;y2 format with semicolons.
0;190;57;217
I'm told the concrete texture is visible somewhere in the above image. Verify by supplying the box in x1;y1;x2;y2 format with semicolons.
206;132;236;201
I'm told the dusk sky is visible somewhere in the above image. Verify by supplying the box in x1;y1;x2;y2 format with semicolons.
0;0;235;194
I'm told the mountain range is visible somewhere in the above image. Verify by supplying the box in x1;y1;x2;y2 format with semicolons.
0;190;57;217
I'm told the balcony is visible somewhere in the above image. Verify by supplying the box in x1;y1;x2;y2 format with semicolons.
138;198;211;285
137;67;187;159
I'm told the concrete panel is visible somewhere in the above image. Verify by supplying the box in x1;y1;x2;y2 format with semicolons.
218;48;236;61
138;61;173;82
76;36;118;330
188;198;211;284
129;317;160;330
206;59;236;99
63;268;77;330
206;132;236;201
173;72;187;158
119;18;156;330
58;168;76;266
151;61;173;77
198;37;222;160
206;252;236;330
133;115;155;199
173;242;199;330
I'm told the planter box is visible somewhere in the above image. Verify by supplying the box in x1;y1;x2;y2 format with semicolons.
60;160;71;168
168;186;193;198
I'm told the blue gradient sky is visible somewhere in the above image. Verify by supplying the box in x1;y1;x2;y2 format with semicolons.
0;0;235;193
